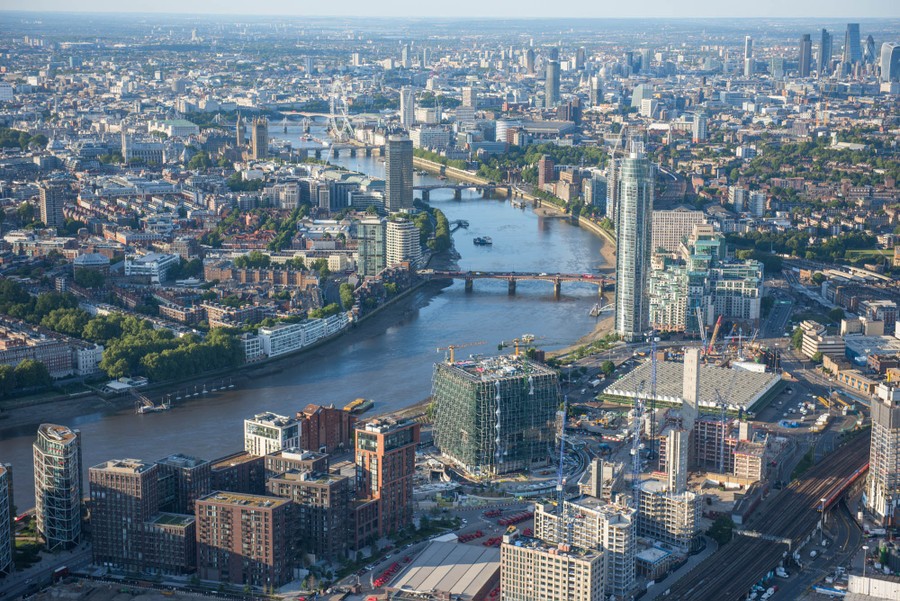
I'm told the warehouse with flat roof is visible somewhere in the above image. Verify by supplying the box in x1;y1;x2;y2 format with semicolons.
602;361;782;413
387;541;500;600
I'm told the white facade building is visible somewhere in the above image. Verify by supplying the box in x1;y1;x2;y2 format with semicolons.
243;412;301;457
386;218;423;268
501;534;606;601
124;252;180;283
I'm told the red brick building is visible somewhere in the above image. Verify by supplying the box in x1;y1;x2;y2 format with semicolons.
297;404;356;453
195;492;291;588
354;418;420;538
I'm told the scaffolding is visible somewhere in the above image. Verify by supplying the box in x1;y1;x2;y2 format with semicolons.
432;355;560;477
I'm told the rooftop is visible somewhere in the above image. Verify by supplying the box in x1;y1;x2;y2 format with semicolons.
37;423;79;443
389;541;500;599
199;491;290;509
157;453;208;469
210;451;262;470
246;411;298;427
503;535;603;561
361;417;413;434
149;513;195;527
91;458;154;474
603;360;781;412
438;354;556;382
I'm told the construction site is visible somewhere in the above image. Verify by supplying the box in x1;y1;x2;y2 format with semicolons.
431;354;560;477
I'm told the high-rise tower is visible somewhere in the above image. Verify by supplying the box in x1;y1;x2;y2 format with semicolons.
743;36;754;78
866;384;900;524
843;23;862;69
799;34;813;78
33;424;82;550
251;117;268;159
545;60;560;107
385;135;413;212
39;182;66;228
881;43;900;82
399;87;415;128
819;29;833;75
615;145;655;343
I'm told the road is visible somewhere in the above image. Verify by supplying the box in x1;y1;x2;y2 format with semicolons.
2;544;92;599
773;501;863;599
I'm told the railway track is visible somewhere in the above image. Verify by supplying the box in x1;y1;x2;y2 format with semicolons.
662;434;869;600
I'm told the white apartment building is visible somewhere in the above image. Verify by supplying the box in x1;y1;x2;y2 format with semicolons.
534;497;636;598
257;313;349;358
386;218;423;268
501;534;606;601
244;412;300;456
410;125;451;150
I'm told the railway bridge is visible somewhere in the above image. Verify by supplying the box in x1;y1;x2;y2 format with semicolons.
419;269;614;297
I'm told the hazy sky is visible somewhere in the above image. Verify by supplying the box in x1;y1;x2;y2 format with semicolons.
9;0;900;18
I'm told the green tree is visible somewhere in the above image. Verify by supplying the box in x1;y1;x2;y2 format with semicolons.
14;359;51;389
811;272;826;285
707;515;734;546
791;327;804;350
827;307;845;323
308;303;341;319
0;364;15;397
234;251;271;269
41;308;90;337
811;351;824;364
82;315;124;344
600;361;615;377
74;269;105;288
339;283;356;309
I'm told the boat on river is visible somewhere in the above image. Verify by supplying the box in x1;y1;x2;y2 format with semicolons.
344;397;375;414
473;236;493;246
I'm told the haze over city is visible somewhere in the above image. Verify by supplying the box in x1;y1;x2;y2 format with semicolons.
0;7;899;601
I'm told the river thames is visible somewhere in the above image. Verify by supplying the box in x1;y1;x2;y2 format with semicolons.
0;137;611;509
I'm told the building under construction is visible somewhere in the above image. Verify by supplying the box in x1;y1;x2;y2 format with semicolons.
432;355;559;477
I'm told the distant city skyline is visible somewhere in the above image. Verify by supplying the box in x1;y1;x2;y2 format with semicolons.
6;0;899;18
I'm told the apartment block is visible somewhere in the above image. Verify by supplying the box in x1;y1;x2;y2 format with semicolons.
195;492;292;588
501;535;606;601
355;418;420;537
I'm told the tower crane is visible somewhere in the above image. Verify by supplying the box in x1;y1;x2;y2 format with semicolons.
648;328;659;459
713;368;742;474
436;340;486;363
556;394;570;546
631;379;647;507
696;306;708;348
707;315;724;355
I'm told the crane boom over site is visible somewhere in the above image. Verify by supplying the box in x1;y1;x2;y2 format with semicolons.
436;340;487;363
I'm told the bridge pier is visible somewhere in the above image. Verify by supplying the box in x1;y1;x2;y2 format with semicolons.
508;279;516;295
365;146;372;157
314;149;322;160
349;147;357;157
483;187;494;199
554;279;561;298
453;188;462;201
331;147;340;158
421;189;430;202
464;278;473;293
